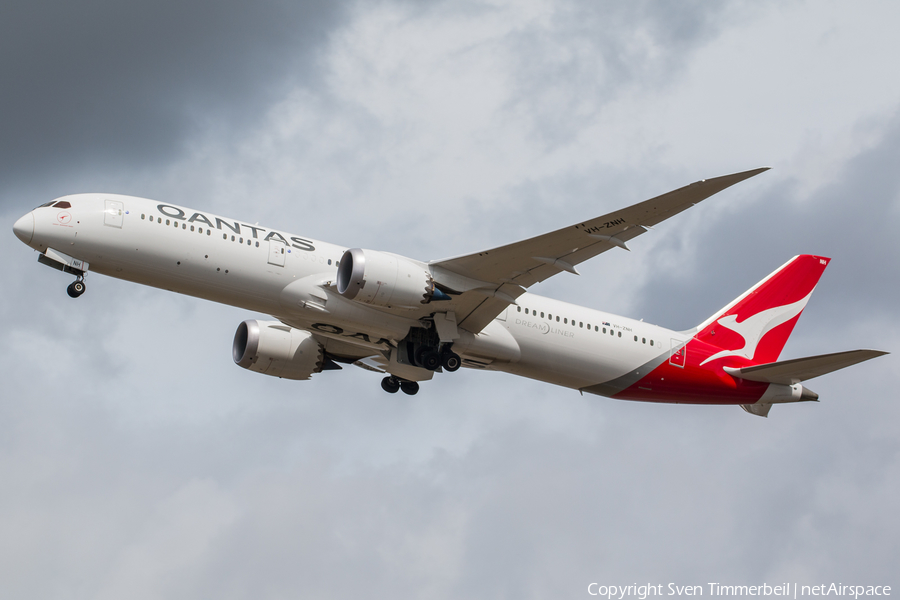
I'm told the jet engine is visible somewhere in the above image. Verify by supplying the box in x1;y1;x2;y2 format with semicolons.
336;248;444;308
233;320;324;380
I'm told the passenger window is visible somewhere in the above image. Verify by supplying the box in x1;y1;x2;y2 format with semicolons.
579;322;583;328
594;326;598;332
642;338;646;344
182;223;186;229
525;309;529;315
548;313;552;320
166;219;170;225
650;340;654;346
190;225;195;232
540;312;544;318
149;216;154;222
231;235;235;241
603;328;606;333
255;241;259;247
517;306;521;312
207;230;211;236
328;259;332;265
141;214;146;220
556;316;560;322
618;332;622;337
223;234;227;239
564;318;567;324
240;237;244;244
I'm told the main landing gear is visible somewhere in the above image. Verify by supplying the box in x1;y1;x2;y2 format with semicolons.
413;347;461;372
379;324;463;396
67;276;86;298
381;376;420;396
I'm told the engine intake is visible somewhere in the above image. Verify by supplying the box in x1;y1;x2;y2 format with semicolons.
336;248;437;308
233;320;324;380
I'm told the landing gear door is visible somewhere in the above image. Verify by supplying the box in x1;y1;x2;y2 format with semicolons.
669;339;686;368
104;199;124;228
268;239;286;267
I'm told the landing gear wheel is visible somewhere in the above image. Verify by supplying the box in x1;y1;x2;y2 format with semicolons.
415;348;441;371
441;351;461;372
381;376;400;394
67;280;86;298
399;381;419;395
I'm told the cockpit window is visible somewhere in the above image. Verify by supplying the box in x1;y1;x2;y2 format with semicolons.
36;201;56;208
52;201;72;209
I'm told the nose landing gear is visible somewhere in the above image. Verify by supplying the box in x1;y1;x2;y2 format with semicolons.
67;276;86;298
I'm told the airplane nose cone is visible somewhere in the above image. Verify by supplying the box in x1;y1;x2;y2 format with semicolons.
13;212;34;245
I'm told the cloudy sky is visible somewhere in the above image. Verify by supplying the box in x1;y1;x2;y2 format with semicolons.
3;0;899;597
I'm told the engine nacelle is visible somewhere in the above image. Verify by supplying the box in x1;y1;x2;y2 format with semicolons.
336;248;436;308
232;320;324;380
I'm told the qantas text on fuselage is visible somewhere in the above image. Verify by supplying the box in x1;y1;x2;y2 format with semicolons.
156;204;316;251
12;168;886;417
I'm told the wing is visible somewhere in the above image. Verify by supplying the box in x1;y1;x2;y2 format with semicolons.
430;167;770;333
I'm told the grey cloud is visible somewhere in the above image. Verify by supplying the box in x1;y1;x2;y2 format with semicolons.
3;380;897;598
0;0;345;198
3;0;899;596
505;0;753;147
629;107;900;332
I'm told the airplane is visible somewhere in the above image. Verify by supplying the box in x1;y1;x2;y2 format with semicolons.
12;167;887;417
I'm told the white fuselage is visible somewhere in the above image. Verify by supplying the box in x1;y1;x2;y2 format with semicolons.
14;194;685;394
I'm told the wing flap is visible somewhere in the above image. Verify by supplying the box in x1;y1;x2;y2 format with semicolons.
724;349;888;385
458;295;513;332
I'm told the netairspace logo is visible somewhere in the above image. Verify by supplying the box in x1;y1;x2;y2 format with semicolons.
586;583;892;599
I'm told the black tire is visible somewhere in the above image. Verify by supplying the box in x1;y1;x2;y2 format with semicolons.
414;347;428;367
421;351;441;371
381;376;400;394
67;281;85;298
400;381;419;395
414;347;441;370
441;352;461;372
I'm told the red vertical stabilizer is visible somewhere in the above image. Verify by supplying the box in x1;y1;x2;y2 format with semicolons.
693;255;830;366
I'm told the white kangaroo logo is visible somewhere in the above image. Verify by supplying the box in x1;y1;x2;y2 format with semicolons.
700;291;814;365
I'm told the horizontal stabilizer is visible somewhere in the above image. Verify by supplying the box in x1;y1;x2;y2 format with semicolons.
724;349;888;385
